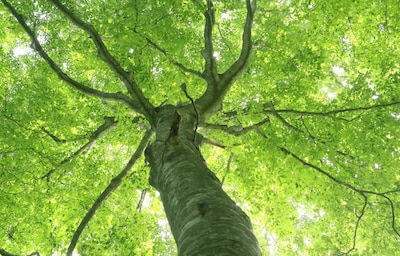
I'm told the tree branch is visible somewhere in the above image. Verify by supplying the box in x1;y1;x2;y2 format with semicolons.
66;129;154;256
201;137;226;148
205;114;400;249
220;0;256;86
0;249;40;256
345;196;367;255
222;100;395;123
136;189;147;212
40;127;67;143
41;117;118;180
202;0;219;84
195;0;256;120
48;0;155;123
221;152;234;186
1;0;137;109
142;35;204;78
382;194;400;238
203;116;269;136
0;248;18;256
268;106;356;159
278;146;400;249
213;108;399;251
268;101;400;117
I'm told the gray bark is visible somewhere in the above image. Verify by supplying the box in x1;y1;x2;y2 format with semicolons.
146;106;261;256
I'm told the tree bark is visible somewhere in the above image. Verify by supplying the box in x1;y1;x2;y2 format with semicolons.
146;106;261;256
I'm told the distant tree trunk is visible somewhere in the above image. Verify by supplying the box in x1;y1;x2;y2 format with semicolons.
145;106;261;256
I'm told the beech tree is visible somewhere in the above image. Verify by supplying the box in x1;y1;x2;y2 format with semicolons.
1;0;399;255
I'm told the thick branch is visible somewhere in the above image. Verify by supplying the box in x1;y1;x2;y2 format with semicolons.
202;0;219;84
0;249;17;256
221;152;234;185
0;249;39;256
1;0;137;108
196;0;256;120
220;0;256;86
66;129;154;256
49;0;155;123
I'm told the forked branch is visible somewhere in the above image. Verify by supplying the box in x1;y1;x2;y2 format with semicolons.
195;0;256;120
201;0;257;85
220;0;256;86
279;146;400;253
209;116;400;252
49;0;155;122
2;0;136;108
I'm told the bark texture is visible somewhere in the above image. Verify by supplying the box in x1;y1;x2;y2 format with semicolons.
146;106;261;256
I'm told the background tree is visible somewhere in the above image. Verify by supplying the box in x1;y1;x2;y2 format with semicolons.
1;0;399;255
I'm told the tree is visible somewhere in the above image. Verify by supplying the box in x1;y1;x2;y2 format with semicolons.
0;0;399;255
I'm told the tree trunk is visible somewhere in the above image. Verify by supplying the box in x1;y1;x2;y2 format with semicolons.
145;106;261;256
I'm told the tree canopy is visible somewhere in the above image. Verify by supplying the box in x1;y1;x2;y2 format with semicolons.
1;0;400;255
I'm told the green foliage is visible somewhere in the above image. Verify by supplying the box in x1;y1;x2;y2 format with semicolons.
1;0;400;255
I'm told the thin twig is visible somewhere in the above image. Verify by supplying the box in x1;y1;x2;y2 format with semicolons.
40;127;67;143
41;117;118;180
221;152;234;186
142;36;204;78
268;101;400;117
203;117;269;136
136;190;147;212
345;196;367;255
181;83;200;142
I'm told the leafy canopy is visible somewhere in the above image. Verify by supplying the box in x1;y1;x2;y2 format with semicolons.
1;0;400;255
